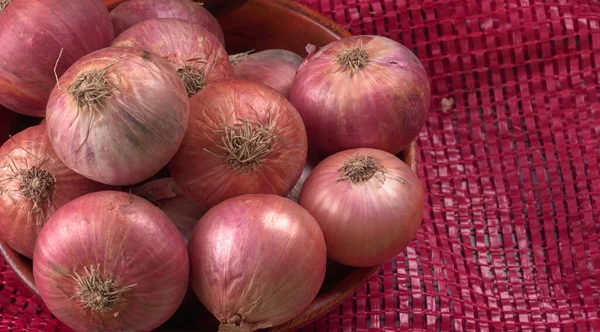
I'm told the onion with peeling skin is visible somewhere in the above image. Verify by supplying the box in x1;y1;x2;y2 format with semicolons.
169;80;308;209
132;177;205;244
46;46;190;186
112;18;233;97
0;124;108;258
33;191;189;332
188;194;327;332
110;0;225;44
299;148;424;267
0;0;114;117
230;49;303;99
290;35;431;156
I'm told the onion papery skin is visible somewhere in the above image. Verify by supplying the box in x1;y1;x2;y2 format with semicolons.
110;0;224;44
33;191;189;332
168;80;308;209
0;0;114;117
132;177;205;244
46;46;189;186
112;18;233;97
0;124;108;258
188;194;327;332
299;148;424;267
231;49;303;99
290;35;431;156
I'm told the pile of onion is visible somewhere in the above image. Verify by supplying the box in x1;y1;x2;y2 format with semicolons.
230;49;303;99
290;35;431;156
33;191;189;332
299;148;424;267
110;0;224;44
169;80;307;209
112;18;233;97
46;46;189;186
0;124;108;258
132;177;205;243
0;0;114;117
188;194;326;332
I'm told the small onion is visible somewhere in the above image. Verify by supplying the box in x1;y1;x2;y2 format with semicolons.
189;194;326;332
169;80;307;209
110;0;224;44
230;49;303;99
132;177;205;244
112;18;233;97
0;0;114;117
290;36;431;156
46;46;190;186
299;148;424;267
0;124;108;258
33;191;189;332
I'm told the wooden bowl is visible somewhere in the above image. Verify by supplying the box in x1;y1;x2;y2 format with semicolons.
0;0;420;331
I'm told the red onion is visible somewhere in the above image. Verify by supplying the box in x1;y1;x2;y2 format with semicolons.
230;49;303;99
112;18;233;97
33;191;189;332
46;46;189;186
188;194;326;331
132;177;205;244
169;80;308;209
290;36;431;156
299;148;424;267
0;124;108;258
110;0;224;44
0;0;114;117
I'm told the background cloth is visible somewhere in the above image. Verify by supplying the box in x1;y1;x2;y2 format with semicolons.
2;0;600;331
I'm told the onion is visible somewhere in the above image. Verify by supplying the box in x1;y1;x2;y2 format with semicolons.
299;148;424;267
33;191;189;332
188;194;326;332
46;46;190;186
0;124;108;258
110;0;224;44
230;49;303;99
112;18;233;97
169;80;307;209
132;177;205;244
0;0;114;117
290;36;431;156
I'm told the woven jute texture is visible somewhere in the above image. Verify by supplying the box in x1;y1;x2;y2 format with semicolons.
3;0;600;331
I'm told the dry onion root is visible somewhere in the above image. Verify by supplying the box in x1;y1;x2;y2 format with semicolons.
0;124;108;258
169;80;308;209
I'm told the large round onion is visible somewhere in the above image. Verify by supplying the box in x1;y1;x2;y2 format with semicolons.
169;80;307;209
0;124;108;258
231;49;303;99
46;46;190;186
299;148;424;267
112;18;233;97
0;0;114;117
110;0;224;44
290;36;431;156
33;191;189;332
188;194;326;332
132;177;205;244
